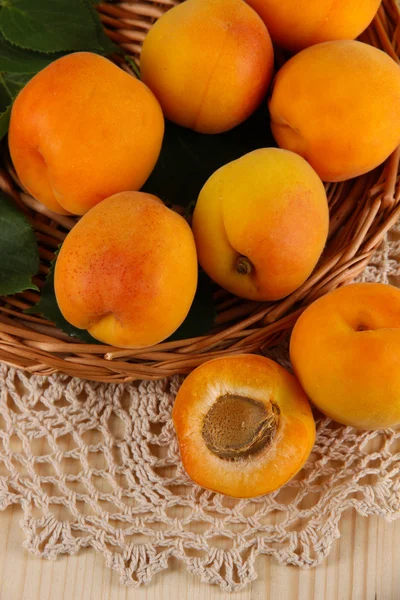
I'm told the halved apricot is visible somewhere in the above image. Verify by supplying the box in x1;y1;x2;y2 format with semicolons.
172;354;315;498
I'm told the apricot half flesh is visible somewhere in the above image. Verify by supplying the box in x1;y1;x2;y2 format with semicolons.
172;354;315;498
290;283;400;430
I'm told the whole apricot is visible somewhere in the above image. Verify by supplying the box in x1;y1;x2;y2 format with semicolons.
290;283;400;430
54;192;197;348
9;52;164;215
246;0;381;52
192;148;329;301
140;0;274;134
269;40;400;182
172;354;315;498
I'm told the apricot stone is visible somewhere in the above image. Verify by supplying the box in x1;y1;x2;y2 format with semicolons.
246;0;381;52
172;354;316;498
290;283;400;430
269;40;400;182
192;148;329;301
140;0;274;134
54;192;198;348
9;52;164;215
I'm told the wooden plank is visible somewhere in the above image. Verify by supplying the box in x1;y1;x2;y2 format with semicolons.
1;504;400;599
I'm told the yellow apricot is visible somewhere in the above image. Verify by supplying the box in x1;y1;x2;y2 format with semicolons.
9;52;164;215
290;283;400;430
172;354;316;498
246;0;381;52
192;148;329;301
54;192;198;348
269;40;400;182
141;0;274;133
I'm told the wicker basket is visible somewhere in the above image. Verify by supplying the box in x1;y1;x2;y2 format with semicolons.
0;0;399;382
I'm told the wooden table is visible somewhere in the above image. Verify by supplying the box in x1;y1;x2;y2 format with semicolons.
1;503;399;599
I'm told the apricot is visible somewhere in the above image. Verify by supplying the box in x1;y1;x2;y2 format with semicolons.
246;0;381;53
192;148;329;301
9;52;164;215
140;0;274;134
269;40;400;182
290;283;400;430
54;191;197;348
172;354;315;498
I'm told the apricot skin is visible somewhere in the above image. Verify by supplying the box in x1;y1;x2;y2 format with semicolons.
172;354;316;498
140;0;274;134
54;192;198;348
192;148;329;301
9;52;164;215
290;283;400;430
269;41;400;182
245;0;381;52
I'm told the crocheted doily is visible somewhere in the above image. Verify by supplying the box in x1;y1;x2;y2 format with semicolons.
1;224;400;592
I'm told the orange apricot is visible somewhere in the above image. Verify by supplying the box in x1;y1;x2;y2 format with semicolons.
140;0;274;134
54;191;198;348
290;283;400;430
9;52;164;215
172;354;316;498
192;148;329;301
246;0;381;52
269;40;400;182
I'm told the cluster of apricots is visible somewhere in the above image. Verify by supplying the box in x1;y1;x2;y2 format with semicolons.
175;282;400;497
8;0;400;497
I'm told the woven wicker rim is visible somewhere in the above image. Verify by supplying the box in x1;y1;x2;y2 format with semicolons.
0;0;399;382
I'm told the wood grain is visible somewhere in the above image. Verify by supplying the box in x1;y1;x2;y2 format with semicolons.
1;503;399;600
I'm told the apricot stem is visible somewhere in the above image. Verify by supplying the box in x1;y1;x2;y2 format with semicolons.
202;394;280;460
236;256;253;276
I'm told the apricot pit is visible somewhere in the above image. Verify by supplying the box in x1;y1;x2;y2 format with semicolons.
202;394;279;460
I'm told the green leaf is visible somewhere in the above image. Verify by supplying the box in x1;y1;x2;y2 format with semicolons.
168;271;216;341
0;191;39;295
142;101;276;207
0;33;64;73
0;71;32;138
0;103;11;137
124;54;141;79
26;254;99;344
0;0;108;54
0;71;32;96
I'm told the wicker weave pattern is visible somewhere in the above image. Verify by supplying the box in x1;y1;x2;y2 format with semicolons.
0;0;399;382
